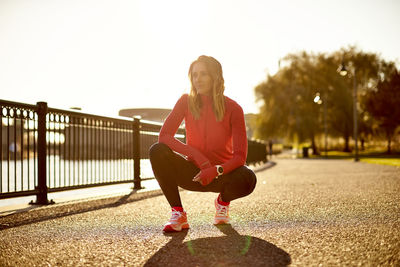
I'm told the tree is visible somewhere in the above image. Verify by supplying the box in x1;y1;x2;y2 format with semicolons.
254;46;397;152
364;71;400;153
254;52;323;152
332;46;397;151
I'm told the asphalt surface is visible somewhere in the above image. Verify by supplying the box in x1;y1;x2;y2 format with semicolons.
0;158;399;266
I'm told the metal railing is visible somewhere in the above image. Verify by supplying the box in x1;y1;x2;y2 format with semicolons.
247;139;268;166
1;99;266;204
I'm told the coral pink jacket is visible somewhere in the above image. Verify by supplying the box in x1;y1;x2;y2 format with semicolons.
159;94;247;174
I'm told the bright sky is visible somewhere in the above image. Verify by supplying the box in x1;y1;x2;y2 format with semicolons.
1;0;399;117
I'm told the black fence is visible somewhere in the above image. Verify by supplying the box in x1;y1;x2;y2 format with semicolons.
1;99;267;204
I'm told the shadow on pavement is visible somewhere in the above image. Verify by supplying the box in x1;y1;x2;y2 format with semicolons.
144;224;291;267
0;189;163;230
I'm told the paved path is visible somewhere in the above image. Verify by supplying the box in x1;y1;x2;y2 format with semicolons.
1;159;399;266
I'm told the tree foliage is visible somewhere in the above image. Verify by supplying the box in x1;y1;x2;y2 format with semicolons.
254;46;398;152
364;71;400;153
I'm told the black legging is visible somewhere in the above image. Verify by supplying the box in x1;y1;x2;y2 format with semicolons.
149;143;257;207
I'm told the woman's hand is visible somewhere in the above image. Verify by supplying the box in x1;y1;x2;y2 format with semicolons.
193;166;218;186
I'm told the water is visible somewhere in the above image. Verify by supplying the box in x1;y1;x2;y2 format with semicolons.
0;157;156;208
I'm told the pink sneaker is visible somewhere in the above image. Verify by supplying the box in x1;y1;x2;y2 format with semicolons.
163;209;190;232
214;197;230;225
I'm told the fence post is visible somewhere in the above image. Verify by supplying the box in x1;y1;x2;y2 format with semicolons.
31;102;52;205
133;117;142;189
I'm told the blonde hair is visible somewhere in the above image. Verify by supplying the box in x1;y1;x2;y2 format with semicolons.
188;55;226;121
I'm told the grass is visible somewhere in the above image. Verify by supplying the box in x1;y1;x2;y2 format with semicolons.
311;150;400;167
359;158;400;167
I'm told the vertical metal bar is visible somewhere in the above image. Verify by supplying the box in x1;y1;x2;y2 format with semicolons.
80;118;83;185
113;125;115;181
111;123;114;181
104;120;106;183
111;123;113;181
47;114;50;188
126;125;128;179
34;101;49;204
130;123;133;180
106;121;108;182
82;119;85;184
109;122;112;182
14;110;17;191
63;116;69;186
0;107;2;193
63;116;66;187
102;121;105;183
34;112;37;190
94;120;96;183
27;112;30;190
58;115;61;187
115;125;118;181
122;125;125;180
55;115;58;187
96;120;99;183
116;126;118;181
108;122;113;181
73;117;77;185
118;125;121;180
110;123;112;182
108;123;111;182
7;111;10;192
87;121;89;183
123;125;125;180
111;124;113;182
133;117;141;189
53;115;56;188
93;120;95;183
99;120;102;183
125;125;128;179
77;117;80;185
71;117;73;185
106;122;109;182
69;117;72;186
86;119;89;184
116;125;119;180
21;110;24;191
92;120;95;183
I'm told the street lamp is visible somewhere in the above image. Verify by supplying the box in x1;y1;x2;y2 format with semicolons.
338;62;359;162
314;92;328;157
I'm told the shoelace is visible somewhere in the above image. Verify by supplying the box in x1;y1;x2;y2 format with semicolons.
216;204;228;216
170;211;182;222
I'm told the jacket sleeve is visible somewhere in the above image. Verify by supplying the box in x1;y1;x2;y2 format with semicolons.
158;95;211;169
221;103;248;174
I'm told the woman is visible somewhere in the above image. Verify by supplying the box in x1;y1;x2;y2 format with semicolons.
149;55;257;232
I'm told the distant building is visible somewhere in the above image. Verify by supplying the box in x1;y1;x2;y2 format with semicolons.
119;108;172;123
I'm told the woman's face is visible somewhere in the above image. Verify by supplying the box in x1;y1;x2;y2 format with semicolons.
192;62;213;96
